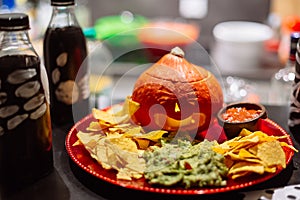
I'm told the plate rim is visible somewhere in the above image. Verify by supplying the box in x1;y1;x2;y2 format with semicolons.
65;113;295;195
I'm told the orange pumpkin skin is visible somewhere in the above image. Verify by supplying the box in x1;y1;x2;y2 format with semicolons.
131;47;223;134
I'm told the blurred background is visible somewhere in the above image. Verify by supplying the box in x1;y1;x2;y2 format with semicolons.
1;0;300;107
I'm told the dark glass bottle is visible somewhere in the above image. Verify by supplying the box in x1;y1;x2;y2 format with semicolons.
43;0;89;127
288;32;300;144
0;13;53;197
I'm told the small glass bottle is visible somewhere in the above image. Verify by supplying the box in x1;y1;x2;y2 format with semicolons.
43;0;89;127
289;34;300;144
270;32;300;105
0;13;53;197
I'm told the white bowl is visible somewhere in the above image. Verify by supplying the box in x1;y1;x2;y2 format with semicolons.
211;21;273;76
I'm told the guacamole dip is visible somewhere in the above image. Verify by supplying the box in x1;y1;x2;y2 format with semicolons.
143;139;228;188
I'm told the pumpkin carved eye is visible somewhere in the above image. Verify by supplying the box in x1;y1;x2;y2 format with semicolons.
174;102;180;113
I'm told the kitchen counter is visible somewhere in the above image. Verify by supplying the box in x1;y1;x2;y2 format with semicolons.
4;104;300;200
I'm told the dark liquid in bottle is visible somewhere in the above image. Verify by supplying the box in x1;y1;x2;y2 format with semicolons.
44;26;89;126
0;55;53;195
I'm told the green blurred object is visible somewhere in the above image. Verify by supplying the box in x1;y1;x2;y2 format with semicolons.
94;11;148;47
92;12;149;63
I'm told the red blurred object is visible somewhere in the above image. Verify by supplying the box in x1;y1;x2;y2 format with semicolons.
137;21;200;62
281;15;300;33
278;15;300;65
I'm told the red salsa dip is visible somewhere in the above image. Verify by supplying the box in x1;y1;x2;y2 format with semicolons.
221;107;263;123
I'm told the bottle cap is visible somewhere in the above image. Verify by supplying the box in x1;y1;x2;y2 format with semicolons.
290;32;300;60
0;13;30;31
51;0;75;6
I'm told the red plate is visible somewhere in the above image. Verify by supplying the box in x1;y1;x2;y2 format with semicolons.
65;112;295;195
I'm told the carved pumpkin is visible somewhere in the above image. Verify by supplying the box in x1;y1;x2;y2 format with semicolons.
131;47;223;135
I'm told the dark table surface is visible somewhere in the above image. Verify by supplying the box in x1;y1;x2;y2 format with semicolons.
5;104;300;200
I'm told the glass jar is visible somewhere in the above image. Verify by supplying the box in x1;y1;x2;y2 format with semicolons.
289;33;300;144
43;0;89;127
270;32;300;105
0;13;53;197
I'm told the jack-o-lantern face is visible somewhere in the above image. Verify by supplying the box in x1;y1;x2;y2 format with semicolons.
131;47;223;135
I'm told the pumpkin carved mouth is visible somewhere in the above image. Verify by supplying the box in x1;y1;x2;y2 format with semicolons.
131;47;223;135
153;112;206;131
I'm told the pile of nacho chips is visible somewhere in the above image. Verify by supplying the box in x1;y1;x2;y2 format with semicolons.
73;96;168;180
75;131;146;180
213;128;298;179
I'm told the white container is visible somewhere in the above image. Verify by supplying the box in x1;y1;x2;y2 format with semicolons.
211;21;273;77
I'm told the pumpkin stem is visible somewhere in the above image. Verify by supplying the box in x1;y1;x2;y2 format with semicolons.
170;46;185;58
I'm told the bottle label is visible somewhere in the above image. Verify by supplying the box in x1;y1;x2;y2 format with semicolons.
43;26;89;125
52;52;89;105
0;55;49;136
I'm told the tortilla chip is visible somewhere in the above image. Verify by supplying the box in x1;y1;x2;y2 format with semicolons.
228;162;265;176
256;140;286;168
